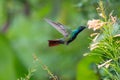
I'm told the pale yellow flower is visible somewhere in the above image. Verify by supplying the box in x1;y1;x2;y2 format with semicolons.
90;33;99;37
98;59;112;69
109;12;117;24
90;42;99;51
92;33;100;42
110;16;116;24
114;34;120;37
99;13;106;19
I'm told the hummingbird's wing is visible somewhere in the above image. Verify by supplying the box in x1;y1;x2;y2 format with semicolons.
45;18;71;37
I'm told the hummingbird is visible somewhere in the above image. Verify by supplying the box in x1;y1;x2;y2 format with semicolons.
45;18;86;47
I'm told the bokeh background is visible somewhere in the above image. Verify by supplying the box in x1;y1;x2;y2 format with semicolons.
0;0;120;80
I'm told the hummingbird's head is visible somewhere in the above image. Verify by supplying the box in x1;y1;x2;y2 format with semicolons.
77;26;86;33
78;26;86;30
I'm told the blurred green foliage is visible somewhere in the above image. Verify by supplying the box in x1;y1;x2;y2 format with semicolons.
0;0;120;80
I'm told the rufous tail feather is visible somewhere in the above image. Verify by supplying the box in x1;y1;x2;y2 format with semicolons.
48;40;64;47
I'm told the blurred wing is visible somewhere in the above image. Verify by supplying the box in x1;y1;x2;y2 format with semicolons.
45;18;69;37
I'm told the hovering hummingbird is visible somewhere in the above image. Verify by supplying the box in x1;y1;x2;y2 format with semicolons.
45;18;86;47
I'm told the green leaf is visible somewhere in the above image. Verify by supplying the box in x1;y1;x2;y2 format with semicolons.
77;56;100;80
0;34;16;80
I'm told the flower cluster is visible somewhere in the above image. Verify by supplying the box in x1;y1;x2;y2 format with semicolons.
87;19;105;31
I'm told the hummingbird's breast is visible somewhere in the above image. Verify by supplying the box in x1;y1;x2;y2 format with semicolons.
66;26;86;45
66;32;78;45
66;26;86;44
